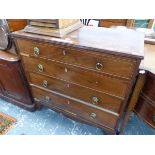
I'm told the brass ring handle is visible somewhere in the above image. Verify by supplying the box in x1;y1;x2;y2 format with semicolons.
92;96;99;105
65;67;68;72
45;96;50;102
96;62;103;70
33;47;40;56
37;64;44;72
62;49;67;56
43;80;48;88
90;113;96;119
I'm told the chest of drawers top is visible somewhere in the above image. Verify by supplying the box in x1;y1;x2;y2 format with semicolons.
12;26;144;59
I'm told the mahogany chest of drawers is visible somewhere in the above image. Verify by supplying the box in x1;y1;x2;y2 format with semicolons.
13;26;144;134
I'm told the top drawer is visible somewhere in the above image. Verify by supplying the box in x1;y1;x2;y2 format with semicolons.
16;39;136;80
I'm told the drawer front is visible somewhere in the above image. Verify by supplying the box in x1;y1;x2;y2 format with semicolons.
28;72;123;113
31;86;118;129
135;95;155;129
22;56;128;98
17;39;136;79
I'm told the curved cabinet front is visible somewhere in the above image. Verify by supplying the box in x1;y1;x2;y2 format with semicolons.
135;71;155;129
0;50;35;111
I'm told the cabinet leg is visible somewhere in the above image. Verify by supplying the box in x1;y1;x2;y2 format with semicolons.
116;130;120;135
119;72;146;133
36;102;43;110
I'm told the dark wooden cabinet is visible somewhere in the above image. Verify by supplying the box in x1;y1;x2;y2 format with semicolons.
134;36;155;130
135;71;155;129
0;19;35;110
13;26;144;134
0;50;35;111
7;19;27;32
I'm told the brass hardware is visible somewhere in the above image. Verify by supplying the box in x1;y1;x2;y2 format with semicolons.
43;80;48;87
96;62;103;70
92;96;99;105
66;84;70;88
65;67;68;72
37;64;43;72
45;96;50;102
34;98;40;102
33;47;40;56
90;113;96;119
62;50;66;56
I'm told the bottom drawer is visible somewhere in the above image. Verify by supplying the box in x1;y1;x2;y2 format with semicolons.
30;86;119;130
135;94;155;129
